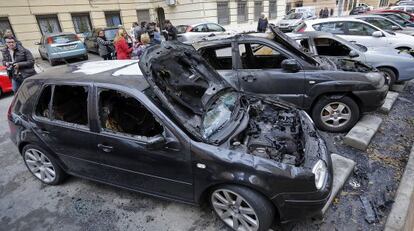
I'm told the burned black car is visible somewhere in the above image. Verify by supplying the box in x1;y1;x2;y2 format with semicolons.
193;25;389;132
8;48;331;231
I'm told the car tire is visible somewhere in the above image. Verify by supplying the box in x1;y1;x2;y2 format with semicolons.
312;95;360;133
378;67;396;86
83;54;89;60
22;144;66;185
210;185;275;231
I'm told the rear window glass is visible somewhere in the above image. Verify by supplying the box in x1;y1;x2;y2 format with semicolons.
51;34;78;44
176;25;188;34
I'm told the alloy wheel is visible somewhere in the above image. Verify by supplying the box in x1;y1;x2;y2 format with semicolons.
320;102;351;128
211;189;259;231
24;148;56;183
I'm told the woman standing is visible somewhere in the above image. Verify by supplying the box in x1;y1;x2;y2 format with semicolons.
114;28;132;60
132;33;151;59
97;30;113;60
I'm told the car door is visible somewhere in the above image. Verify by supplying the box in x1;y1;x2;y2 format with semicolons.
342;21;389;47
31;84;101;177
188;24;208;42
206;23;227;36
235;41;306;107
91;87;194;201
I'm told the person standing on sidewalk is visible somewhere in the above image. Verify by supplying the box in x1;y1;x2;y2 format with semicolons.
114;28;132;60
1;36;36;92
163;20;178;41
257;13;268;32
97;30;113;60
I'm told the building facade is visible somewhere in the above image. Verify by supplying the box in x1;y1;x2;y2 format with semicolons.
0;0;286;54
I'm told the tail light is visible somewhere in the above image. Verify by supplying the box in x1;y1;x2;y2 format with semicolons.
47;37;53;44
297;25;307;32
186;26;193;32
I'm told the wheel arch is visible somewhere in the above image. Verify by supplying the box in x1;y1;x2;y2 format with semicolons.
376;65;399;82
309;92;362;114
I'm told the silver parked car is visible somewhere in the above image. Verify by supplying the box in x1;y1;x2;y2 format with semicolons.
349;15;414;36
288;31;414;84
176;23;230;43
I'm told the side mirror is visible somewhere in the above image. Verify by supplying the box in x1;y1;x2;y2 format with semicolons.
146;136;166;150
34;42;41;45
281;59;301;72
372;31;384;37
349;50;359;58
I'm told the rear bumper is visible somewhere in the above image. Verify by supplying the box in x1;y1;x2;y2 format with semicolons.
353;84;389;112
49;49;87;60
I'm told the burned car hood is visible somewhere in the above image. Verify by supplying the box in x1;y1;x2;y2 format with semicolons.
139;41;233;140
316;56;378;73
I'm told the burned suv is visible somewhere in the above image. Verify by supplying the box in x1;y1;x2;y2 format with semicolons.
9;46;332;231
193;25;389;132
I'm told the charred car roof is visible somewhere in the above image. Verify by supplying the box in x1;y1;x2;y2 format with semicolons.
29;60;150;91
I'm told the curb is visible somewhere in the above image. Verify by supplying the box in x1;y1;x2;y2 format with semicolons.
380;91;399;114
384;145;414;231
344;115;382;150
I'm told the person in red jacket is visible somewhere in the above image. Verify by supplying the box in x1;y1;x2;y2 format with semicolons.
114;28;132;60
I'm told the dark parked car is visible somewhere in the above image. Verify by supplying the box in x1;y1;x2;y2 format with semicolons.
349;6;369;15
8;54;332;231
84;27;118;53
193;25;388;132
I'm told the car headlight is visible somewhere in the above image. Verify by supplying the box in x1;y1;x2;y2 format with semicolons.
366;72;384;88
312;160;327;190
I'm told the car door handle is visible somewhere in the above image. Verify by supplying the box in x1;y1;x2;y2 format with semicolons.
97;144;113;153
242;75;256;82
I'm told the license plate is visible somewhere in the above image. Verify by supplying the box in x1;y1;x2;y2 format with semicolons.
61;45;76;50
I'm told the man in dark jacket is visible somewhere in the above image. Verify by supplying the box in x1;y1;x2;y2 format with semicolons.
163;20;178;41
257;13;268;32
1;36;36;92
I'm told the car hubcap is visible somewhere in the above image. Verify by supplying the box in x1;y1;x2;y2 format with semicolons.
24;148;56;183
211;189;259;231
320;102;351;128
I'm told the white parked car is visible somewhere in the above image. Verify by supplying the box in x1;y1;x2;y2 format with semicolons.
357;3;374;11
276;11;316;32
391;5;414;13
176;23;230;43
296;17;414;50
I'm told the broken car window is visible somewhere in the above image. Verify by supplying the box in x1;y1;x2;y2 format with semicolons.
98;89;163;137
51;85;88;125
199;44;233;70
35;85;52;118
202;92;238;139
314;38;351;56
240;43;288;69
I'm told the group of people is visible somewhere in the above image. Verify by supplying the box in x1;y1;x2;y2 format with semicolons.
96;20;178;61
319;7;334;18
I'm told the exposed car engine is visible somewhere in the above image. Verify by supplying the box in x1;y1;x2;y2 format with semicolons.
231;98;305;166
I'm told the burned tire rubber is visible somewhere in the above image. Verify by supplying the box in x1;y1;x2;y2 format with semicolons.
312;96;360;133
378;67;396;86
22;144;66;185
210;185;275;231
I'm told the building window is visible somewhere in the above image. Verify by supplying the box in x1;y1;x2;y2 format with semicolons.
269;0;278;19
36;15;62;35
105;11;122;27
72;13;92;34
237;1;248;23
137;9;150;22
0;17;14;45
217;2;230;25
254;1;264;21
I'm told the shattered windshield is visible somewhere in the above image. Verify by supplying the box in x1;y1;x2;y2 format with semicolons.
202;92;238;139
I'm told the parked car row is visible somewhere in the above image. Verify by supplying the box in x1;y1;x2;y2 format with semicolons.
6;18;404;231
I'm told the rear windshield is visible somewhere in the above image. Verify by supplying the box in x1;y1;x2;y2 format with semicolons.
51;34;78;44
105;29;118;40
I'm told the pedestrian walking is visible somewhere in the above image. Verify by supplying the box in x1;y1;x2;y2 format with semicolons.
97;30;113;60
322;7;330;18
257;13;268;32
114;28;133;60
1;36;36;92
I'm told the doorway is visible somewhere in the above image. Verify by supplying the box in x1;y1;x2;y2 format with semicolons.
156;7;165;29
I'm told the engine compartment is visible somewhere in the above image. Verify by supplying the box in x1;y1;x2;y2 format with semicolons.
230;98;305;166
